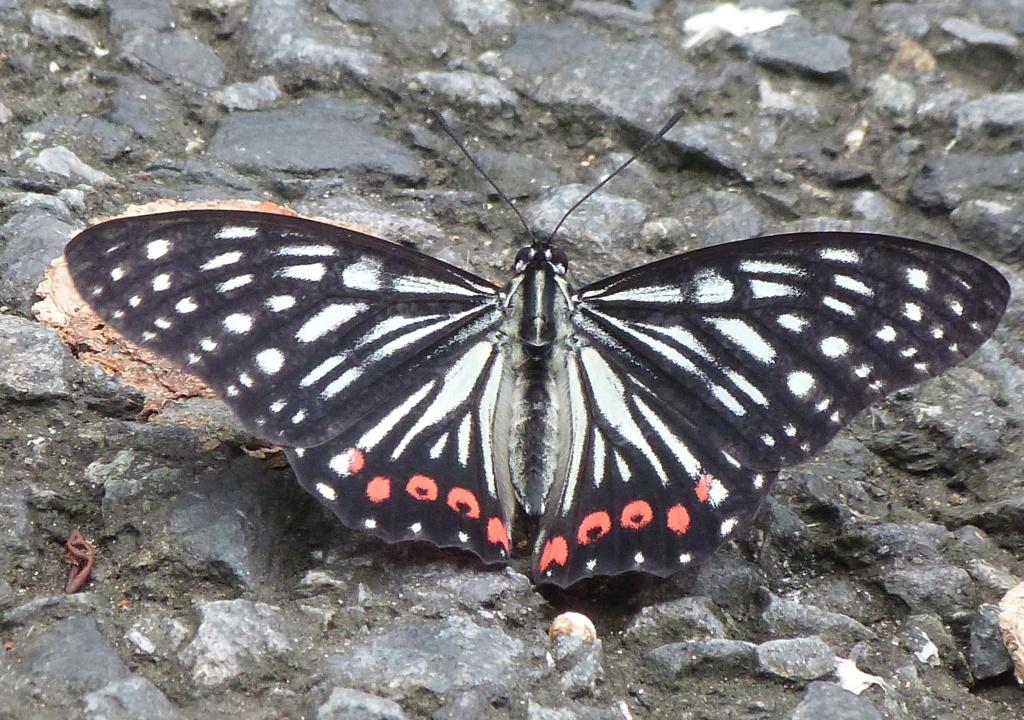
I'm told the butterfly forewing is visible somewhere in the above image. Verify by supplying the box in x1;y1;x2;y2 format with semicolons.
531;233;1009;586
65;211;504;448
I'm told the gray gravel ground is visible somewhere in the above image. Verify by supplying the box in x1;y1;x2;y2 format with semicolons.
1;1;1023;719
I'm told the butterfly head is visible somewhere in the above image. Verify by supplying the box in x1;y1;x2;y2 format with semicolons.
513;246;569;277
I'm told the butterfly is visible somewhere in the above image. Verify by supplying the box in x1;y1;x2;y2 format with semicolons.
63;209;1009;587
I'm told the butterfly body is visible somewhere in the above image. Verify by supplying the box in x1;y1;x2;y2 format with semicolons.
64;210;1009;587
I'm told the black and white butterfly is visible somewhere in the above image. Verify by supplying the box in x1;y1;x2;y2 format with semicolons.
64;209;1009;587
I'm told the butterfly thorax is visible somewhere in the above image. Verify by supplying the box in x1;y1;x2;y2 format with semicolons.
500;244;575;516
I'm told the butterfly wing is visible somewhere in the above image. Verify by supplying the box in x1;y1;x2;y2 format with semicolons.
534;233;1009;586
65;210;516;562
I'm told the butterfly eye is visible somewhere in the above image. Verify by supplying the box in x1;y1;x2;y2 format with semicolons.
513;247;534;273
547;248;569;276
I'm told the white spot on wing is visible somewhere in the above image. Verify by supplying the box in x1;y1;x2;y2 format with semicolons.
224;313;254;334
824;296;856;315
278;263;326;282
218;274;254;292
820;336;849;358
296;303;366;342
256;348;285;374
690;269;734;303
833;274;873;296
342;258;384;291
321;367;364;399
176;297;198;313
777;314;807;332
787;371;815;397
276;245;336;256
200;337;218;352
876;325;896;342
820;247;860;263
707;318;776;363
739;260;803;275
216;225;258;240
201;251;243;270
266;295;296;312
146;239;171;259
903;302;923;322
152;274;171;291
906;268;929;289
359;382;434;451
750;279;799;299
315;482;337;501
110;267;125;281
392;275;477;296
300;355;346;387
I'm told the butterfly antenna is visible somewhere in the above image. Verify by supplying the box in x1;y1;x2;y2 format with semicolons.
429;108;538;244
547;107;687;245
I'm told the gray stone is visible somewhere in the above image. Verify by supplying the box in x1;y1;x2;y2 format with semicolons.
909;153;1024;212
624;596;726;643
551;635;603;697
107;0;173;34
526;185;647;263
107;75;184;141
119;29;225;88
956;93;1024;137
663;122;752;178
30;9;98;52
785;681;883;720
409;70;517;109
968;603;1013;679
882;564;977;620
647;638;758;678
247;0;384;82
941;18;1019;50
0;316;76;399
756;636;835;681
500;24;697;128
0;207;77;311
325;615;524;694
83;676;185;720
449;0;517;33
207;96;423;181
166;457;295;591
316;687;409;720
179;599;295;687
30;146;114;185
212;76;283;111
23;618;132;691
760;594;876;645
950;200;1024;261
744;27;852;80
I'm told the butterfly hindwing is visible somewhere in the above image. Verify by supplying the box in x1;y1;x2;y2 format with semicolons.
65;210;504;449
283;336;516;563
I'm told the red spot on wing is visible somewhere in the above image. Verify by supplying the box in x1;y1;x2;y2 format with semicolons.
620;500;654;529
406;474;439;501
695;474;712;503
446;487;481;519
539;536;569;572
576;511;612;545
667;503;691;534
487;517;510;553
345;448;365;474
366;476;391;503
